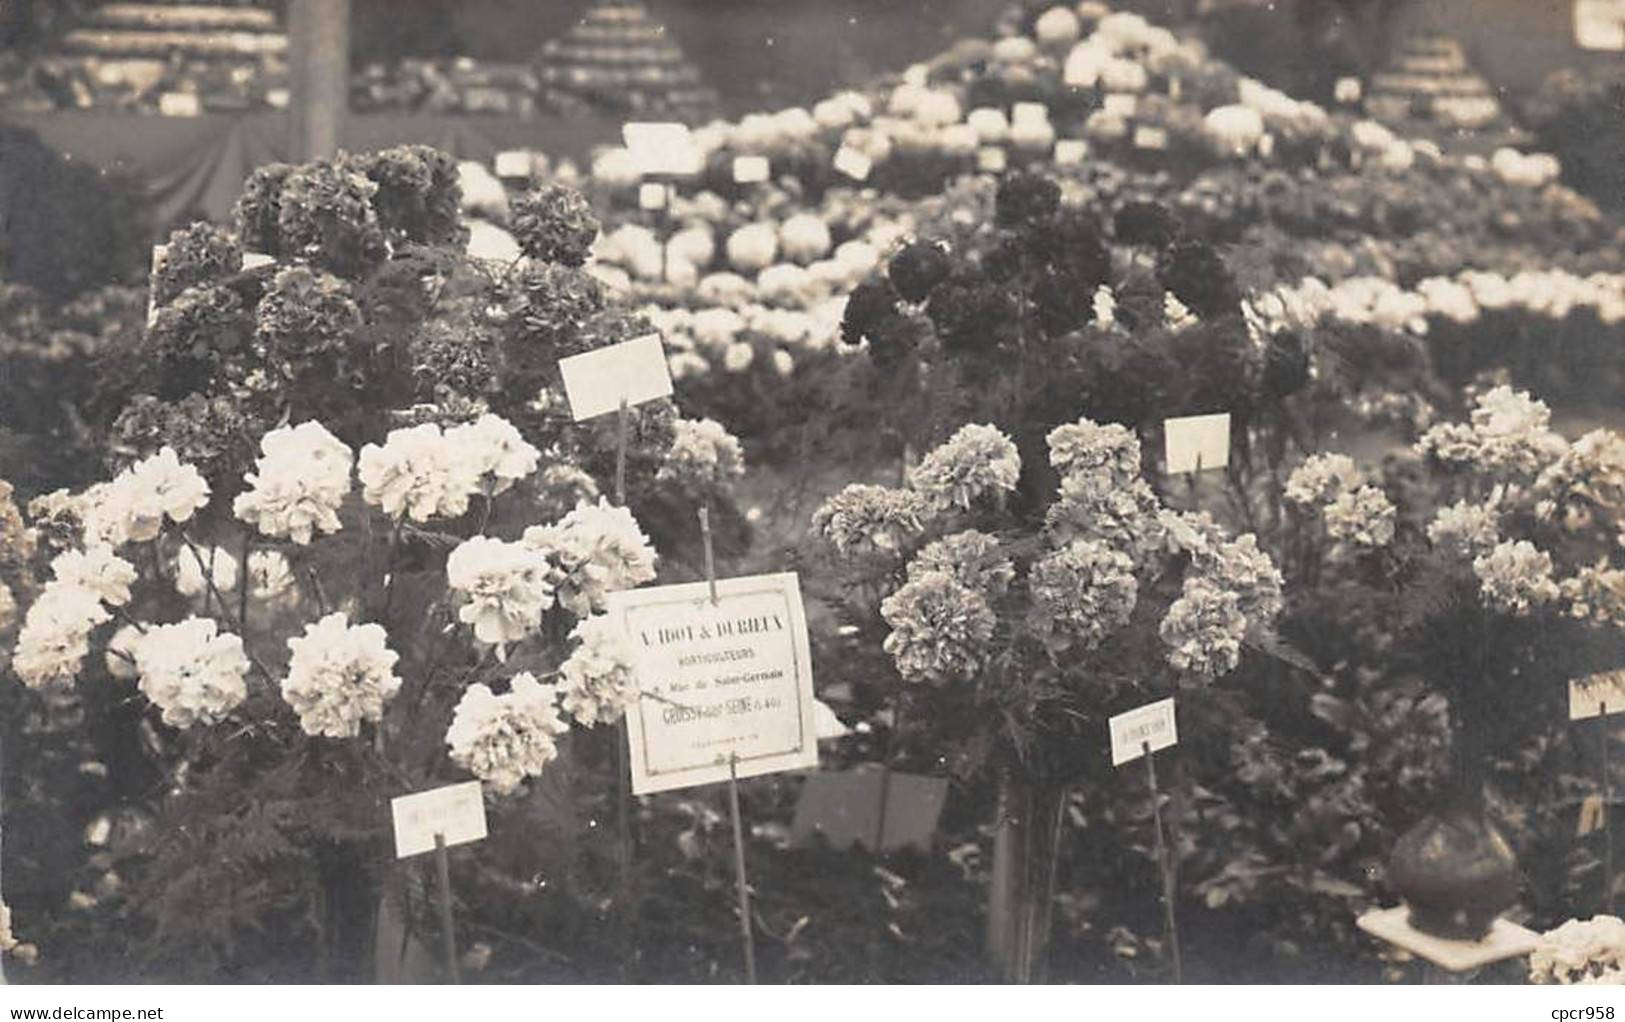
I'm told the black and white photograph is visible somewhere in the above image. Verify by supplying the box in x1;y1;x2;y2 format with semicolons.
0;0;1622;1004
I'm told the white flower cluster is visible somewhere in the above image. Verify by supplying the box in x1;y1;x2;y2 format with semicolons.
1028;539;1138;653
1530;916;1625;985
1159;576;1249;677
523;499;658;617
233;421;353;544
880;570;996;685
811;484;930;557
1536;429;1625;539
446;537;556;649
908;424;1021;513
0;901;38;966
446;672;569;795
1046;419;1140;492
81;448;209;547
1426;500;1501;560
12;582;111;689
1191;534;1285;625
907;530;1014;598
1473;539;1560;616
557;614;638;727
1323;485;1397;552
49;546;136;607
133;617;251;728
1283;453;1358;507
1561;562;1625;628
281;613;402;738
358;415;537;522
1416;386;1566;482
656;418;746;493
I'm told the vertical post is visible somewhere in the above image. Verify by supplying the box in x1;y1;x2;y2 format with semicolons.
614;398;630;508
1605;703;1615;915
1145;742;1182;984
727;754;758;984
287;0;351;162
698;503;718;605
433;833;460;985
612;395;633;975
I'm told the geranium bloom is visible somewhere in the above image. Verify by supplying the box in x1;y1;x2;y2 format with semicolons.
907;530;1015;598
445;414;540;497
1160;576;1249;678
134;617;251;727
281;612;402;738
49;546;136;607
811;484;930;557
1529;916;1625;984
908;424;1021;513
523;499;657;617
1192;534;1285;625
358;423;483;522
234;420;353;544
1029;540;1138;653
84;448;209;546
12;582;111;689
1283;453;1358;507
880;570;996;684
1324;486;1397;551
1474;540;1560;616
446;537;556;649
1427;500;1501;559
446;672;569;794
656;418;745;493
557;614;638;726
1046;418;1141;493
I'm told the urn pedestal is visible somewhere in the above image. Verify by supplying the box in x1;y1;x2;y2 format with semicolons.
1387;807;1519;941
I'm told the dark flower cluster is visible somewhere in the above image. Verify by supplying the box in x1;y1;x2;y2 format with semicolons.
502;262;605;353
107;393;261;486
993;172;1061;230
925;272;1015;355
233;163;297;256
840;278;914;371
887;241;952;303
154;223;242;307
348;145;466;249
272;161;389;278
145;284;253;399
254;266;364;375
1263;329;1311;399
409;320;499;402
1157;240;1242;319
1113;200;1181;248
510;185;601;267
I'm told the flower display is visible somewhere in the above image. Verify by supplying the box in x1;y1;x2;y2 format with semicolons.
446;414;540;497
557;614;638;727
1046;419;1141;493
1529;916;1625;985
811;484;931;557
1159;575;1249;678
1561;562;1625;628
1283;454;1358;507
1045;476;1164;562
656;418;746;493
523;499;658;616
1029;540;1139;653
907;530;1015;598
133;617;251;728
1192;534;1285;626
358;423;484;522
446;537;556;648
233;421;355;544
446;672;569;794
1473;540;1560;616
281;613;402;738
908;424;1021;513
1426;500;1501;559
880;570;996;685
49;547;136;607
1416;386;1566;482
1323;486;1397;552
12;582;112;689
83;448;210;547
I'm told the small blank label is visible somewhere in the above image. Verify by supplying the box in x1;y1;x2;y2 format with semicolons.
623;122;701;177
833;147;872;181
1012;101;1050;125
1054;140;1088;165
494;150;533;178
977;147;1008;173
1165;413;1230;474
733;155;771;183
391;781;488;859
1104;94;1138;117
1570;671;1625;721
559;334;673;421
1109;697;1178;766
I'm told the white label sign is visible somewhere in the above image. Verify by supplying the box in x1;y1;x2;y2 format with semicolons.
623;121;701;177
558;334;673;421
494;150;533;178
1576;0;1625;50
158;92;201;117
1104;93;1138;118
732;155;771;184
833;146;873;181
1012;101;1050;126
610;573;818;795
1054;139;1088;165
1164;412;1231;473
1109;698;1178;766
1570;671;1625;721
638;182;669;210
977;146;1008;173
391;781;488;858
1133;126;1168;151
241;252;275;271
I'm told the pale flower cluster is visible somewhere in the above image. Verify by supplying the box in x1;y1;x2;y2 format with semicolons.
1561;562;1625;628
656;418;746;493
81;448;209;547
1191;534;1285;625
49;547;136;607
1323;485;1397;552
1535;429;1625;538
880;571;996;685
233;421;353;544
451;414;542;497
1529;916;1625;985
1159;576;1249;677
1426;500;1501;560
446;672;569;794
1473;540;1560;616
359;421;527;522
1283;453;1358;507
12;581;111;689
1045;476;1164;563
446;537;556;648
907;530;1015;598
133;617;251;728
811;484;930;557
1028;539;1138;653
557;614;638;726
1416;386;1566;482
281;613;402;738
1045;418;1140;493
523;499;658;616
907;424;1021;513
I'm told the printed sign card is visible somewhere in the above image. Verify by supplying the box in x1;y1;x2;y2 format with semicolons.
623;121;702;177
1054;139;1088;165
790;769;948;853
1109;698;1178;766
558;334;673;421
1164;413;1231;474
494;150;534;179
833;146;872;181
638;182;669;211
241;252;275;271
1576;0;1625;50
732;155;771;184
609;572;818;795
1570;670;1625;721
391;781;488;858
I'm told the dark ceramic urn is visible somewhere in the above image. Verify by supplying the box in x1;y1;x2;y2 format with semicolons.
1387;808;1519;941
